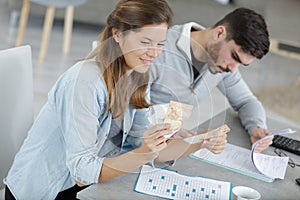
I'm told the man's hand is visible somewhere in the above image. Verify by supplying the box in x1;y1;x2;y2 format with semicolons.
251;127;273;153
202;133;227;154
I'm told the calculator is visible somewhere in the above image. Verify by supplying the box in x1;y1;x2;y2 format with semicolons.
271;135;300;156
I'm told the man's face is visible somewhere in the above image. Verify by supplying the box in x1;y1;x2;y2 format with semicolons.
206;39;256;74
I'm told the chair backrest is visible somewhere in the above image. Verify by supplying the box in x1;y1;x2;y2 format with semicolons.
0;45;34;189
30;0;87;8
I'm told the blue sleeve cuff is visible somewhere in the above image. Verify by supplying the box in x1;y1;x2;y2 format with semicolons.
73;155;104;185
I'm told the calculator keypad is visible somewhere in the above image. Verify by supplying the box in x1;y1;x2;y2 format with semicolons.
272;135;300;156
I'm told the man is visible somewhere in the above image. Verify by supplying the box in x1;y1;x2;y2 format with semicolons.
150;8;273;153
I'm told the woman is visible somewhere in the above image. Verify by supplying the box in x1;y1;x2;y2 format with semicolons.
4;0;173;199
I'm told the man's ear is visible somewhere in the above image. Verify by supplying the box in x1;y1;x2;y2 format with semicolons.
112;28;121;43
213;25;226;40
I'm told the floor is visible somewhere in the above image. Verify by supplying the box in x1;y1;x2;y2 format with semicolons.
0;0;299;129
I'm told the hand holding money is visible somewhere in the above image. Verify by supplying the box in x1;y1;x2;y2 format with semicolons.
184;124;230;144
163;101;193;138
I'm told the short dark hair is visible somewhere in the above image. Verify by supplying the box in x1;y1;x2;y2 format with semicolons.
213;8;270;59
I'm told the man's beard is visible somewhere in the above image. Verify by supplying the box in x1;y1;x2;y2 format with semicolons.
206;41;222;74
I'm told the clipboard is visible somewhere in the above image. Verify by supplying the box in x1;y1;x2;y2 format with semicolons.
190;143;275;182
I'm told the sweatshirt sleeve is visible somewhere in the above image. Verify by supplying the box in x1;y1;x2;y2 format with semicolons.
217;70;267;135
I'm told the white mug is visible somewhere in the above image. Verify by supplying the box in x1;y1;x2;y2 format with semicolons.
232;186;261;200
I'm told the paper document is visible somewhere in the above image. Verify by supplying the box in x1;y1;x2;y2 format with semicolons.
251;128;295;179
191;143;274;182
134;165;232;200
191;128;295;182
252;153;289;179
251;128;296;151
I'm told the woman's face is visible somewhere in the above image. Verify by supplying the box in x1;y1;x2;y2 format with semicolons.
113;23;168;73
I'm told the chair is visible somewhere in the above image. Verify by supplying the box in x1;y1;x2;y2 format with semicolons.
15;0;87;62
0;45;34;192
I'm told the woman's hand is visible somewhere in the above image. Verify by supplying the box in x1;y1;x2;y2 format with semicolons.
251;127;273;153
99;124;172;183
136;123;171;160
202;133;227;154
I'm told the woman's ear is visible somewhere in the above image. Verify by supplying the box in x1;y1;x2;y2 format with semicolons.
112;28;121;43
213;25;226;40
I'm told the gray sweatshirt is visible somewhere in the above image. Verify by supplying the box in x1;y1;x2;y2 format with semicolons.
149;22;267;135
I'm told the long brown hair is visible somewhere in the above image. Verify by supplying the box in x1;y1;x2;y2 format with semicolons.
87;0;173;118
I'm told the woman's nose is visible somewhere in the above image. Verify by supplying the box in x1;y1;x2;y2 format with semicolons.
147;47;161;58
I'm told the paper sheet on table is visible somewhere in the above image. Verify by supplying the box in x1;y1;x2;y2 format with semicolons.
252;153;289;179
134;165;232;200
251;128;295;179
191;128;296;182
191;143;274;182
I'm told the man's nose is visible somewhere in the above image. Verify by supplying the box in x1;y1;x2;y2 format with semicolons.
227;62;240;73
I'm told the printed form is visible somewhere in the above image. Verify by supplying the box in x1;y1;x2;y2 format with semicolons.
191;129;294;181
252;153;289;179
251;128;294;179
135;165;232;200
191;144;271;180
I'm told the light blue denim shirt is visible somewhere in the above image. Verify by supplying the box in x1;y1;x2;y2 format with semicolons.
4;60;151;199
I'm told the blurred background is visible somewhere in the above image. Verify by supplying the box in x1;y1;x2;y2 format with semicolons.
0;0;299;126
